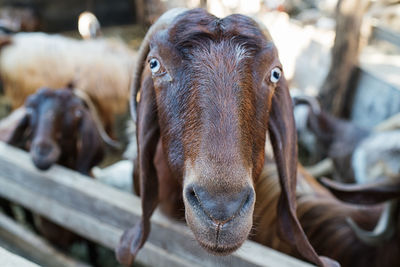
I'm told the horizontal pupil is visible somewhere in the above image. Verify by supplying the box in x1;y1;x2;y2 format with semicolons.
150;60;158;69
273;71;280;79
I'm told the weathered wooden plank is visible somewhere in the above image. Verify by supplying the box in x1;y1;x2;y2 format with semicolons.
0;178;196;267
0;142;313;267
0;212;90;267
0;246;39;267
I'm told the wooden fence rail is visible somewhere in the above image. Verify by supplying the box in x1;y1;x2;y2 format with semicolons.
0;142;312;267
0;212;89;267
0;247;40;267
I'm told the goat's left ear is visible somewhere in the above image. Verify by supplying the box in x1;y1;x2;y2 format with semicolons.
76;110;104;175
4;107;30;146
268;75;339;267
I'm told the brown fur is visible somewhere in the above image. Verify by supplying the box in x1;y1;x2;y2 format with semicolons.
253;161;400;267
118;8;337;267
6;88;104;173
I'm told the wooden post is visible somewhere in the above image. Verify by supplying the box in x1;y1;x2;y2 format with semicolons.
318;0;369;117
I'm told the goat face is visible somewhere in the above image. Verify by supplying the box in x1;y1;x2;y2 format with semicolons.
148;12;284;253
8;88;104;174
119;9;335;267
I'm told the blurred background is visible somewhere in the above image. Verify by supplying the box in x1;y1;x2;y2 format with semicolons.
0;0;399;266
0;0;398;127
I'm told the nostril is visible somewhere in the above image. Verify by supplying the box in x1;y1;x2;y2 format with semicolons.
190;189;196;197
240;189;254;215
185;185;200;207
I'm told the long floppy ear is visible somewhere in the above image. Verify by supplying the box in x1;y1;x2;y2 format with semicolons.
116;73;160;266
2;107;30;146
76;109;104;175
116;9;188;266
268;76;339;267
320;177;400;205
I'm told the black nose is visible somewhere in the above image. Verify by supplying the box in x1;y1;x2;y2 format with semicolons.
186;185;254;223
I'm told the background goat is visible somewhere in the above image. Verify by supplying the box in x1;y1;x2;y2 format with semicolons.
253;156;400;267
316;176;400;266
0;87;109;263
293;95;370;183
3;87;105;173
293;95;400;185
117;8;338;267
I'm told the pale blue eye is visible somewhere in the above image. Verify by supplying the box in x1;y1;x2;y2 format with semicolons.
149;58;161;73
270;67;281;83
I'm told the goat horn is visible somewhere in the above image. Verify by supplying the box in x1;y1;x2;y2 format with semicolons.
346;200;398;246
130;8;188;121
73;89;122;149
292;94;322;115
320;177;400;204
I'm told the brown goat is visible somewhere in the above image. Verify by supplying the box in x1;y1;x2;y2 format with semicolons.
253;160;400;267
0;87;107;262
6;87;105;174
117;8;338;267
293;95;370;183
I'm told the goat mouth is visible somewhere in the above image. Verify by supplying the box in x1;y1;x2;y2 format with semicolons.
32;158;54;170
196;238;242;256
192;218;246;255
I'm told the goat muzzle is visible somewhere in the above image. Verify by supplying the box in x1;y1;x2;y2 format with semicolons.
183;184;255;255
30;139;61;170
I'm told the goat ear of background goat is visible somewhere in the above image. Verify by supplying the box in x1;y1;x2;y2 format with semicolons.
75;108;104;175
268;76;338;267
118;8;339;267
6;107;30;146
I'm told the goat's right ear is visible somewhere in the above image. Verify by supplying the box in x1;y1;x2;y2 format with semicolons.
0;107;30;145
116;72;160;266
268;75;339;267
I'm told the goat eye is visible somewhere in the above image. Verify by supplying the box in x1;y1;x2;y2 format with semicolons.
149;58;161;73
75;110;83;118
270;67;282;83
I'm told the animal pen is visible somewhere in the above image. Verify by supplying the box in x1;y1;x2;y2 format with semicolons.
0;0;399;267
